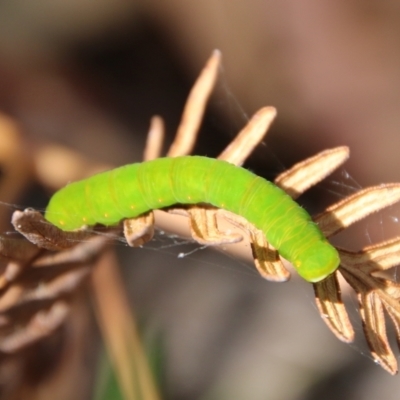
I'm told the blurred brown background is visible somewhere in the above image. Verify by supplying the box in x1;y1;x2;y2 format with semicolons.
1;1;400;399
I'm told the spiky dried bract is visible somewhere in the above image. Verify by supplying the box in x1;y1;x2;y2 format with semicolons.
311;180;400;375
315;184;400;237
358;237;400;272
123;212;155;247
143;116;165;161
167;49;221;157
249;228;290;282
275;147;349;199
218;210;290;282
313;273;354;343
342;270;398;375
359;291;396;374
332;240;400;375
218;107;277;165
187;206;243;245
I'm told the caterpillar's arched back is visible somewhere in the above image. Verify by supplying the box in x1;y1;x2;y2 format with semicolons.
44;156;340;282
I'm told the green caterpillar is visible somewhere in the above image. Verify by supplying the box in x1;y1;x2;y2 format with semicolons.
45;156;340;282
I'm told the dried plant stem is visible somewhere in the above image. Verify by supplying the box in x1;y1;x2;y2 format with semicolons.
91;251;160;400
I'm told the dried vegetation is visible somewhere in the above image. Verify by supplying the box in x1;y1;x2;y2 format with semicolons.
1;50;400;399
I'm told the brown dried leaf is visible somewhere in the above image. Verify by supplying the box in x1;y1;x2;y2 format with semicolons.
360;237;400;273
124;212;155;247
339;259;400;375
11;209;93;250
143;116;164;161
218;107;276;165
168;50;221;157
31;235;112;267
358;290;396;374
249;228;290;282
0;236;43;289
0;262;26;289
0;267;91;313
382;299;400;345
0;301;69;353
187;206;243;245
218;210;290;281
0;236;40;261
313;273;354;343
315;184;400;237
275;147;349;199
337;238;400;276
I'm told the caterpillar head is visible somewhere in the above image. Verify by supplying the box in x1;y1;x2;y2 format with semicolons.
294;241;340;283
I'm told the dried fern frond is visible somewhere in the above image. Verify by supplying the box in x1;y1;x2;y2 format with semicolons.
1;49;400;400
